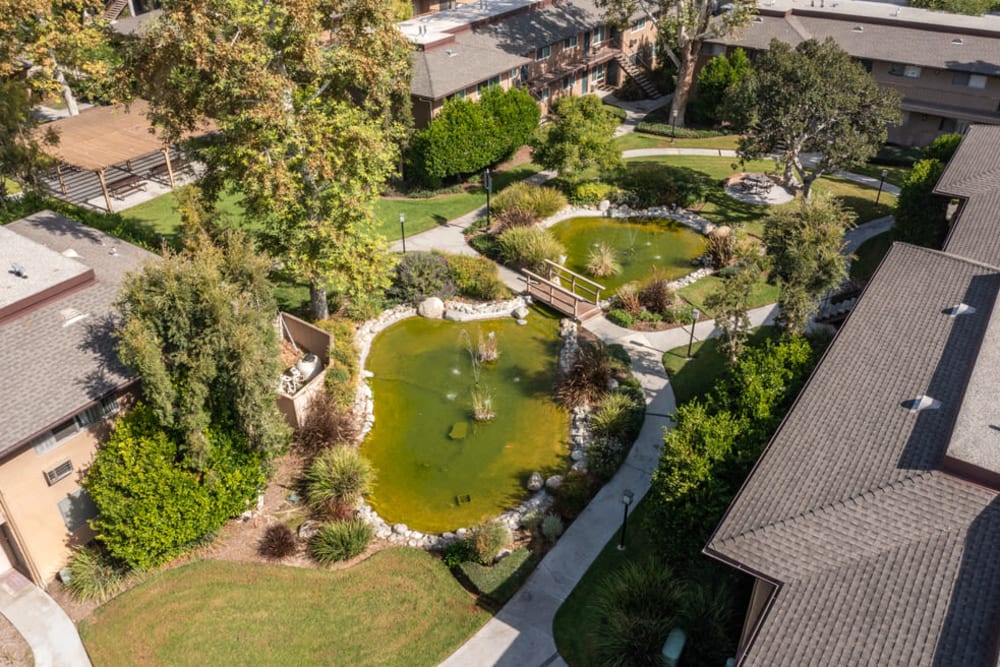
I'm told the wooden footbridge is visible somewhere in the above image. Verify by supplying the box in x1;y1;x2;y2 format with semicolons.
522;260;605;322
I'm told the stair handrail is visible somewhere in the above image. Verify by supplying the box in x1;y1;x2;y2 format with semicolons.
543;259;604;304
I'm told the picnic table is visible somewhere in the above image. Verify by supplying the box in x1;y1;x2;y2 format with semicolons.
741;174;774;195
106;174;147;199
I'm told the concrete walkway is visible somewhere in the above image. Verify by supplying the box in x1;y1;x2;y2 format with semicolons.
844;215;894;255
0;570;91;667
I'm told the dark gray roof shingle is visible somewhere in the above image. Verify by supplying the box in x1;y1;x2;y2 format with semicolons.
0;211;154;457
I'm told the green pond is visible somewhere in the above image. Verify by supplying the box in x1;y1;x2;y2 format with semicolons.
363;307;568;533
549;217;706;292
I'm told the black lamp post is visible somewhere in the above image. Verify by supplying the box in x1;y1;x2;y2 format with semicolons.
400;213;406;254
671;108;678;140
686;308;700;359
617;488;634;551
875;168;888;206
484;167;493;228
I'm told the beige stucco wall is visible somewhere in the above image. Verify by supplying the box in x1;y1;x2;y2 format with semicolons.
0;425;104;583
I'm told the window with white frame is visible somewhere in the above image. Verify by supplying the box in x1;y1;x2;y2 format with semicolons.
536;46;551;61
630;18;646;32
952;72;987;89
888;63;921;78
592;26;606;45
591;63;605;83
563;35;578;49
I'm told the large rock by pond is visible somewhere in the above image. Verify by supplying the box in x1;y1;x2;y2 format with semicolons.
418;297;444;319
527;471;544;492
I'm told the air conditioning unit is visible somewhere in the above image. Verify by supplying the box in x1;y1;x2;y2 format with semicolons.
44;460;73;486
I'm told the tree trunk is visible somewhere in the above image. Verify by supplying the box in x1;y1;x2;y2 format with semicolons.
310;281;329;320
49;51;79;117
671;47;697;128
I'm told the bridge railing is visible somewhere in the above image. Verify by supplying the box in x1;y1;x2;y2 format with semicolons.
523;270;594;320
542;259;605;305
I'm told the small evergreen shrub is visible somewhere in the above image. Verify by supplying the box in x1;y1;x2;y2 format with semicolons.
66;546;139;603
591;392;636;440
258;524;297;559
388;252;456;304
492;182;567;220
607;309;635;328
588;437;628;482
520;510;544;530
639;278;676;315
441;539;479;568
471;519;513;564
443;253;507;300
571;181;618;206
295;394;359;455
304;445;376;516
541;514;565;542
497;226;565;273
553;471;595;521
309;519;374;565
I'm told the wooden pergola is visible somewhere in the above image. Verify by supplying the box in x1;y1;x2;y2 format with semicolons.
39;100;212;212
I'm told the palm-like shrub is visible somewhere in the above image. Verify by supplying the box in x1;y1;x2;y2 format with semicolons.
557;340;614;407
66;546;140;603
309;519;374;565
586;242;622;278
258;523;297;559
497;226;565;273
639;277;676;315
590;392;636;439
304;445;376;516
593;560;685;667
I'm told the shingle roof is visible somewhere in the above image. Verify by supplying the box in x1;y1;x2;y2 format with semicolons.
707;245;1000;664
937;125;1000;268
710;10;1000;76
0;211;154;457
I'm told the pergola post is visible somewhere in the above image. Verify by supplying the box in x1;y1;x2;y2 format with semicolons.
96;168;114;213
162;147;176;188
55;163;67;195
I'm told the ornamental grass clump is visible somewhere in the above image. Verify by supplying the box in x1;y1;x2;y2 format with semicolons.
492;182;567;220
66;546;141;603
472;519;512;564
308;519;374;565
258;523;297;560
304;445;376;517
497;226;565;274
586;242;622;278
557;340;614;407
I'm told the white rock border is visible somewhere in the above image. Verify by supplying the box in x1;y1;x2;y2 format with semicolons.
349;303;590;550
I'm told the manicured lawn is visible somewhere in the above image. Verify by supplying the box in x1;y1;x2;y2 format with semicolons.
122;186;248;244
614;132;740;152
677;273;781;315
553;498;658;667
811;176;896;223
662;326;780;406
850;230;893;281
80;549;489;667
846;163;908;188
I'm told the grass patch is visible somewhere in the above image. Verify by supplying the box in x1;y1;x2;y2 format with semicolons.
457;547;538;606
615;133;740;152
122;186;247;245
678;274;780;315
80;549;489;667
850;231;894;282
553;498;658;667
377;164;543;240
811;176;896;224
845;163;908;189
662;326;780;406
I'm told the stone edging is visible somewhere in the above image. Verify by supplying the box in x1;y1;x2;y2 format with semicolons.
349;301;591;550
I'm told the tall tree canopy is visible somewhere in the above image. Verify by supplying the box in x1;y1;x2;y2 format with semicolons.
596;0;753;126
893;133;962;249
135;0;412;319
764;195;854;332
530;94;621;181
116;230;290;467
728;38;901;197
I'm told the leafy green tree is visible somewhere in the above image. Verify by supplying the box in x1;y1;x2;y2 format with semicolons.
85;405;267;570
530;95;621;181
893;159;950;249
136;0;411;319
921;133;963;162
480;86;541;161
596;0;753;126
691;48;749;125
0;81;56;201
908;0;998;14
764;196;855;333
116;230;289;466
728;38;901;197
704;232;768;361
410;98;504;186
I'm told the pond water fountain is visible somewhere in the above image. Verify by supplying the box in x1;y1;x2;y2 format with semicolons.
362;307;568;533
549;217;706;292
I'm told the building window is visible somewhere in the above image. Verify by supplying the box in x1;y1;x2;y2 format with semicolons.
592;26;606;45
32;396;121;456
447;89;467;102
563;35;578;49
701;43;725;56
510;68;520;81
952;72;987;89
889;63;921;78
591;64;605;83
536;46;551;61
939;118;958;132
477;76;501;93
630;18;646;32
562;76;573;91
540;87;551;101
57;489;97;532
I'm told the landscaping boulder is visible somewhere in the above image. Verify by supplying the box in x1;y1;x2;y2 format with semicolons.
392;523;408;535
527;471;544;492
418;297;444;319
545;475;563;491
512;306;529;319
298;520;320;540
598;199;611;212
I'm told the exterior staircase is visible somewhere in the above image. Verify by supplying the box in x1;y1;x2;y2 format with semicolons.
614;53;662;100
104;0;128;21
